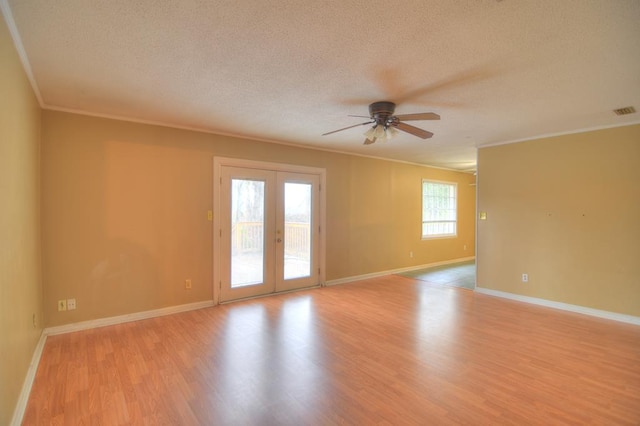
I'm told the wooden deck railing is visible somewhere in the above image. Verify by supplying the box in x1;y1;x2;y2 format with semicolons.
232;222;310;259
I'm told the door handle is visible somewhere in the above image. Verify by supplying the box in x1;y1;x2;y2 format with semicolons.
277;238;282;243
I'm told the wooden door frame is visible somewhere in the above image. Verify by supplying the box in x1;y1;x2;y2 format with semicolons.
213;157;327;304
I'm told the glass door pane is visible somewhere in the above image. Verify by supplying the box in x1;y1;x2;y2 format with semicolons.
284;182;312;280
219;166;275;303
275;172;319;292
231;179;265;287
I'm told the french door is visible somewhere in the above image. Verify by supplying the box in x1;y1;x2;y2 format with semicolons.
214;159;323;303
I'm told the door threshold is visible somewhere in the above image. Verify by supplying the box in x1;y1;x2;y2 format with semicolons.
219;284;322;305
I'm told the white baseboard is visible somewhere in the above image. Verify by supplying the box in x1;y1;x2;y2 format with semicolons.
44;300;215;336
475;287;640;326
325;256;475;286
10;331;47;426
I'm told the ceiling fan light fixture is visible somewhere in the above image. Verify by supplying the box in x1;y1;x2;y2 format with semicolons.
386;126;398;139
373;124;386;140
364;126;377;139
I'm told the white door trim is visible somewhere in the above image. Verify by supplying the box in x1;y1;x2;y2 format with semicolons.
213;157;326;304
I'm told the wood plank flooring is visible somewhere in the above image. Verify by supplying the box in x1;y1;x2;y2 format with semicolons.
23;275;640;425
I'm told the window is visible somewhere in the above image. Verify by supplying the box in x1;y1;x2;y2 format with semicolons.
422;180;457;238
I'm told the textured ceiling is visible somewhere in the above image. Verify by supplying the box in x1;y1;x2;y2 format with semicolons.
4;0;640;170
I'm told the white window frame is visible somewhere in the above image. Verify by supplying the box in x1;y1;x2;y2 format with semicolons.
422;179;457;239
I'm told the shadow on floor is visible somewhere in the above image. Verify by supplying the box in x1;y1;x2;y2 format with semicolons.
398;260;476;290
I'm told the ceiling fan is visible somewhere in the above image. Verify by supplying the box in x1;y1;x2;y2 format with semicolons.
322;101;440;145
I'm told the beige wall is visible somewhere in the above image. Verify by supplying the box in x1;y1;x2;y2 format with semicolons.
41;110;476;327
0;14;43;426
477;124;640;316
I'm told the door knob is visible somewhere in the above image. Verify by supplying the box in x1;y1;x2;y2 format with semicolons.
277;238;282;243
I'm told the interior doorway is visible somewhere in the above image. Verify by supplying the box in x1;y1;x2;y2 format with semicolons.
399;260;476;290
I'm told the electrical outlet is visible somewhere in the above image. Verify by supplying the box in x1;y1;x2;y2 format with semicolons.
33;313;37;328
67;298;76;310
409;251;413;258
58;299;67;311
464;244;467;250
185;279;192;289
522;273;528;283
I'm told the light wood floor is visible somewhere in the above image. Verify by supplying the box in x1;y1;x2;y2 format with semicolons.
24;276;640;425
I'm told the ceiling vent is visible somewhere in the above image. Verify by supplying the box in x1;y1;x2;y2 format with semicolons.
613;106;636;115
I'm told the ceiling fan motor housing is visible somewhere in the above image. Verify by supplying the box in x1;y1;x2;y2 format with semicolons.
369;101;396;126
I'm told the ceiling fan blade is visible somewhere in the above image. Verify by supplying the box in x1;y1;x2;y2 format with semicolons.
322;121;374;136
394;122;434;139
394;112;440;121
363;137;376;145
348;115;372;118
